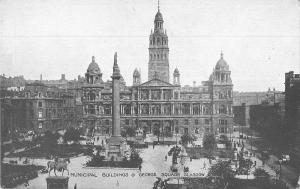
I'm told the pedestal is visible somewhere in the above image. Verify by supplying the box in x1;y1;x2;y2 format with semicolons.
46;176;69;189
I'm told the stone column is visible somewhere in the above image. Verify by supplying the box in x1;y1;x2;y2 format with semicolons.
171;103;174;115
111;52;121;137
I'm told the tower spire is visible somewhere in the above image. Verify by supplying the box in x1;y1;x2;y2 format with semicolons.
158;0;160;11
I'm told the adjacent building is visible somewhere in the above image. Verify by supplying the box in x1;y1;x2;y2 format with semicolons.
0;82;78;137
285;71;300;163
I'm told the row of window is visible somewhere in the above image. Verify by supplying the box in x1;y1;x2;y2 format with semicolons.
150;37;167;46
149;53;167;60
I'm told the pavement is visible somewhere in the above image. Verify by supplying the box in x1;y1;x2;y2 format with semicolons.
4;144;211;189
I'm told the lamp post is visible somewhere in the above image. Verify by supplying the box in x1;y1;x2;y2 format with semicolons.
278;159;282;180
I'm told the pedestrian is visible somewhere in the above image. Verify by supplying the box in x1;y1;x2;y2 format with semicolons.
254;161;256;167
74;183;77;189
165;155;167;161
153;143;155;149
139;165;142;171
203;161;206;169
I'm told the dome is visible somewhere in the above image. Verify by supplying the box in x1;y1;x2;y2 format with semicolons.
155;11;163;21
87;56;101;74
133;68;140;77
215;53;229;71
174;68;180;75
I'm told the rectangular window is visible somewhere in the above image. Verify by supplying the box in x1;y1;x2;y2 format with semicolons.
39;122;43;129
38;102;42;107
205;119;210;125
184;119;189;125
38;111;42;118
125;119;129;125
195;119;199;125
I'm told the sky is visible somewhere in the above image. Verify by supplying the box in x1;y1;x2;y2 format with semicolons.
0;0;299;91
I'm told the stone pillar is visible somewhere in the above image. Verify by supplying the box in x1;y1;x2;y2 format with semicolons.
46;176;69;189
111;52;121;137
171;103;174;115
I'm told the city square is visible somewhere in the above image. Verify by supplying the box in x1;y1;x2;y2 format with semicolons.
1;0;300;188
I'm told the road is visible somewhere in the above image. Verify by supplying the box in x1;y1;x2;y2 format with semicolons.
233;131;300;188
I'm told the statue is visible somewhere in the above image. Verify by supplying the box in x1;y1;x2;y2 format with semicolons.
47;157;70;176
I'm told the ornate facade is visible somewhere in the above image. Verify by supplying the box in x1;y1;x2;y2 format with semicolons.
81;7;233;137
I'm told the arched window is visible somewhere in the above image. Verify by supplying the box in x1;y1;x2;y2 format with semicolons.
150;54;152;60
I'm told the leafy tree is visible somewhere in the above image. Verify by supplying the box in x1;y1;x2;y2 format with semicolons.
253;168;269;185
203;133;216;153
63;127;81;143
129;148;142;167
208;160;234;187
181;133;197;145
121;126;136;138
86;151;105;166
153;127;160;142
41;130;59;149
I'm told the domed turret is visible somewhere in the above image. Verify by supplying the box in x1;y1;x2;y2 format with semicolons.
215;52;229;71
87;56;101;74
174;68;180;75
155;11;163;22
133;68;141;86
211;52;232;84
85;56;103;84
173;68;180;85
133;68;140;77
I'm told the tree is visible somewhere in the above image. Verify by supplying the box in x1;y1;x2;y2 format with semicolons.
253;168;269;185
153;127;160;142
41;130;59;149
181;133;197;145
203;133;216;154
208;160;234;187
63;127;81;143
121;126;136;138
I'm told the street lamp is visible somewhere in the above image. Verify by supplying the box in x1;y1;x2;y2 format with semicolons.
278;159;283;180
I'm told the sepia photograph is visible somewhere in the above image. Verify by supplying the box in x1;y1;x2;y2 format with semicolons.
0;0;300;188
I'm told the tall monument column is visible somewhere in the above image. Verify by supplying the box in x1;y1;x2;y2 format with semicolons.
111;52;121;137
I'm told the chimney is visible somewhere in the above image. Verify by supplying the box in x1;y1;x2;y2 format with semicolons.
193;81;196;87
40;74;42;81
61;74;66;80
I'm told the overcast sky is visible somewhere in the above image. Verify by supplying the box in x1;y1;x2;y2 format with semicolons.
0;0;299;91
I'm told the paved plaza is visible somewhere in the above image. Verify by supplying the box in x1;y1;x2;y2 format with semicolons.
4;145;210;189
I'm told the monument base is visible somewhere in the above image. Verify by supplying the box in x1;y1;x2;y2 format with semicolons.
46;176;69;189
107;136;126;161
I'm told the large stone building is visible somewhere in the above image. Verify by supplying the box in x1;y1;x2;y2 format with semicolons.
285;71;300;165
80;7;234;137
1;82;78;138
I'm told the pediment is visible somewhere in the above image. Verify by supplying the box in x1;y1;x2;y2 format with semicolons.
139;78;174;87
